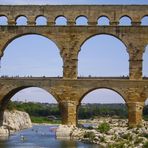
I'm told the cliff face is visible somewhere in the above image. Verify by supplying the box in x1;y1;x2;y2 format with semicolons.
0;110;32;136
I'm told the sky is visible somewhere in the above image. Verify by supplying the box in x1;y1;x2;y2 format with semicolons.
0;0;148;104
0;0;148;5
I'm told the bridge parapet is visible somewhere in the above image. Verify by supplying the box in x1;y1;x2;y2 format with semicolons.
0;5;148;26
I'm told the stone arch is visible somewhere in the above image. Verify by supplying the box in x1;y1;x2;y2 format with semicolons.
35;15;47;26
119;15;132;26
79;87;127;104
0;34;63;77
0;15;8;25
78;34;129;77
141;15;148;26
75;15;88;25
15;15;28;26
97;16;110;26
79;33;129;53
0;86;61;125
0;86;60;110
0;33;62;58
55;15;67;25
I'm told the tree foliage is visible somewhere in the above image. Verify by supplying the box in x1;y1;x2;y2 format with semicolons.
6;101;148;120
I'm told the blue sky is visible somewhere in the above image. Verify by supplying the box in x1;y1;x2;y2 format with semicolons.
0;0;148;104
0;0;148;5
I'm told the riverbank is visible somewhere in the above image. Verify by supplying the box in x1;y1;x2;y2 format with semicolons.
56;118;148;147
0;110;32;136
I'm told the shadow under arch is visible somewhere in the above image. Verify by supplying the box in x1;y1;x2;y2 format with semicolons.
0;33;62;58
79;87;127;104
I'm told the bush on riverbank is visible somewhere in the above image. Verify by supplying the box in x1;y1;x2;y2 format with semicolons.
97;122;110;133
31;116;61;124
7;101;148;122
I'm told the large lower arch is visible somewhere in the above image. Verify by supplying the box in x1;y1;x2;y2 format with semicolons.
78;88;128;125
0;86;59;110
78;34;129;77
0;86;60;126
1;34;63;77
79;87;127;104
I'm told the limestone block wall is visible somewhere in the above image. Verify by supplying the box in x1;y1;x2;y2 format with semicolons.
0;5;148;127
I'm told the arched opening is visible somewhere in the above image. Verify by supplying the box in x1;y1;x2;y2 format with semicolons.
16;16;28;26
78;34;129;77
3;87;61;126
143;45;148;77
1;34;63;77
119;16;132;26
36;16;47;26
141;16;148;26
78;88;127;127
143;98;148;121
75;16;88;25
97;16;110;26
55;16;67;25
0;16;8;25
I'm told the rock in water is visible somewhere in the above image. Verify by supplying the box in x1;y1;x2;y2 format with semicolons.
0;110;32;136
56;125;75;139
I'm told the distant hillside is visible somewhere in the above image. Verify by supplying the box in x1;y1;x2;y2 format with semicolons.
7;101;148;120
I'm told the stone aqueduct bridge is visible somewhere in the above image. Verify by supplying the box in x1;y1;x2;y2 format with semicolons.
0;5;148;127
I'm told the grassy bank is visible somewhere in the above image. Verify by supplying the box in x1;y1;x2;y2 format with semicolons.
30;116;61;124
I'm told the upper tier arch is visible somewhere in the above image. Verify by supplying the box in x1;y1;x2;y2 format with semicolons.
0;5;148;26
0;33;61;58
79;33;129;53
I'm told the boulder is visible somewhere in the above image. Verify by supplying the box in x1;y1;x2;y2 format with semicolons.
56;125;75;139
0;110;32;136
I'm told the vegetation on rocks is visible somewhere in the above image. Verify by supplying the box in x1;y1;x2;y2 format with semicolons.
97;122;110;133
70;119;148;148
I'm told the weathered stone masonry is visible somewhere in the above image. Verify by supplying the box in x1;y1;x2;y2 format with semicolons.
0;5;148;127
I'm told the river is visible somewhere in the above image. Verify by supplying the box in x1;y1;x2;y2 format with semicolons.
0;125;98;148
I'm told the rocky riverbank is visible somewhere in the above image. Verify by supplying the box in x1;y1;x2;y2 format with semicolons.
0;110;32;136
56;118;148;147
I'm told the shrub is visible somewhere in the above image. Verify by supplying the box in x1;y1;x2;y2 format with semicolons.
83;131;95;140
143;141;148;148
87;126;93;130
122;133;132;141
108;142;125;148
134;137;143;145
97;122;110;133
142;133;148;138
100;136;106;142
